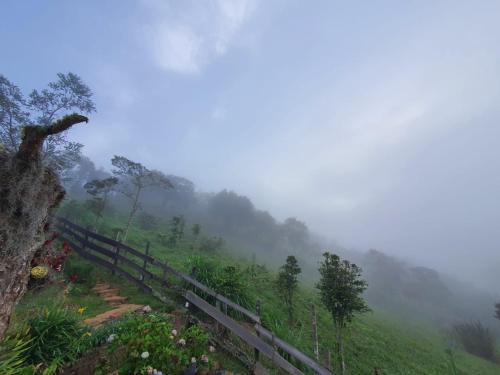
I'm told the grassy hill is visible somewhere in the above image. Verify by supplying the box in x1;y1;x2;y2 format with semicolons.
42;206;500;375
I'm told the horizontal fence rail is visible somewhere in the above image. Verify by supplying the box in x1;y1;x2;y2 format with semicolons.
51;216;332;375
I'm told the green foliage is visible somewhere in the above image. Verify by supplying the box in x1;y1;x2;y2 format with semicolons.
25;308;89;366
198;236;225;252
0;72;95;173
63;256;96;287
0;331;32;375
137;212;158;231
186;256;248;305
453;321;496;361
84;177;118;226
192;223;201;236
108;313;211;374
276;255;301;323
316;252;370;327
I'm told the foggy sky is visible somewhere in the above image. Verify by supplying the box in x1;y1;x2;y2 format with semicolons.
2;0;500;289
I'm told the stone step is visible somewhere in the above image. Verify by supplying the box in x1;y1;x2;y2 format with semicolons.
104;295;128;304
84;304;144;327
93;284;112;292
97;289;120;296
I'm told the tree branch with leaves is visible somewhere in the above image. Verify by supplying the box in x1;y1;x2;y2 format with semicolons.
111;155;173;241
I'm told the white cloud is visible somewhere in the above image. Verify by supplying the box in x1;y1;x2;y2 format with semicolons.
153;25;203;73
142;0;257;74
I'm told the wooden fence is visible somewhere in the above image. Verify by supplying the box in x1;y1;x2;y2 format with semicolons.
52;216;332;375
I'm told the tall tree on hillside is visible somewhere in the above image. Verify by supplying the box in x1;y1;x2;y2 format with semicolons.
495;303;500;321
276;255;301;324
0;113;88;341
316;252;369;375
111;155;173;241
0;73;95;175
192;223;201;237
84;176;118;229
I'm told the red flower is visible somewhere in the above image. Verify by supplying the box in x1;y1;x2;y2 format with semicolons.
69;274;78;283
62;241;71;254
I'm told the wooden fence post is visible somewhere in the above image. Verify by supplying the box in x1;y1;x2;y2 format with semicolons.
254;299;262;362
112;233;121;276
161;266;168;287
312;303;320;362
215;299;221;333
140;241;150;281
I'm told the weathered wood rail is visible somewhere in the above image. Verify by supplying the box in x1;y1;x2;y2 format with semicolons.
52;216;332;375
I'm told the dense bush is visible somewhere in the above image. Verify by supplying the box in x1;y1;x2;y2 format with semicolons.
186;256;248;306
453;321;496;361
198;236;225;252
107;313;212;374
63;255;96;287
0;331;32;375
25;308;89;366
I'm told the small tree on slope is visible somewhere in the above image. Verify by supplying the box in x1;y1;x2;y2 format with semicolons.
316;252;370;375
111;156;173;241
84;176;118;230
276;255;301;324
495;302;500;321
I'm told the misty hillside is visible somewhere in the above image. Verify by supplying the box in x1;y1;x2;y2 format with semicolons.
62;155;500;338
2;1;500;374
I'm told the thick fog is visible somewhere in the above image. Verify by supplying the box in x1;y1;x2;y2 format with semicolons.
2;0;500;291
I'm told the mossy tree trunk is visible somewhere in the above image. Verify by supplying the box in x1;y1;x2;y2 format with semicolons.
0;114;87;341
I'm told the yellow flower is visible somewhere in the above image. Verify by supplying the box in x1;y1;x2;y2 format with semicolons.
78;307;87;314
83;332;92;337
30;266;49;279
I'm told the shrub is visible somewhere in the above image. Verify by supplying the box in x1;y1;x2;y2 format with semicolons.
25;308;88;366
186;256;249;307
198;236;224;252
453;321;496;361
63;256;96;287
0;331;32;375
107;313;212;374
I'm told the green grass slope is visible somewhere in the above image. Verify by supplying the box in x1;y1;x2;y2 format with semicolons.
53;209;500;375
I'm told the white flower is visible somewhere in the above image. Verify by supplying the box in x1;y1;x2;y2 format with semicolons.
209;345;216;353
171;329;178;336
169;335;174;340
106;334;117;343
185;302;190;308
178;338;186;346
191;357;197;363
201;354;209;363
142;305;152;313
141;351;150;359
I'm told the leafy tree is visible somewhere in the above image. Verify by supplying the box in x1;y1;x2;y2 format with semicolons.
84;176;118;229
495;303;500;321
0;73;95;174
453;321;496;361
111;155;173;241
276;255;301;323
192;223;201;237
136;212;158;231
316;252;369;375
199;236;225;252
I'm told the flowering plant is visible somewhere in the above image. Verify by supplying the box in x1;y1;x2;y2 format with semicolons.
107;313;213;374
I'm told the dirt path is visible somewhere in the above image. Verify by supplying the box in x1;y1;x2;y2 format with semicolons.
84;282;143;327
